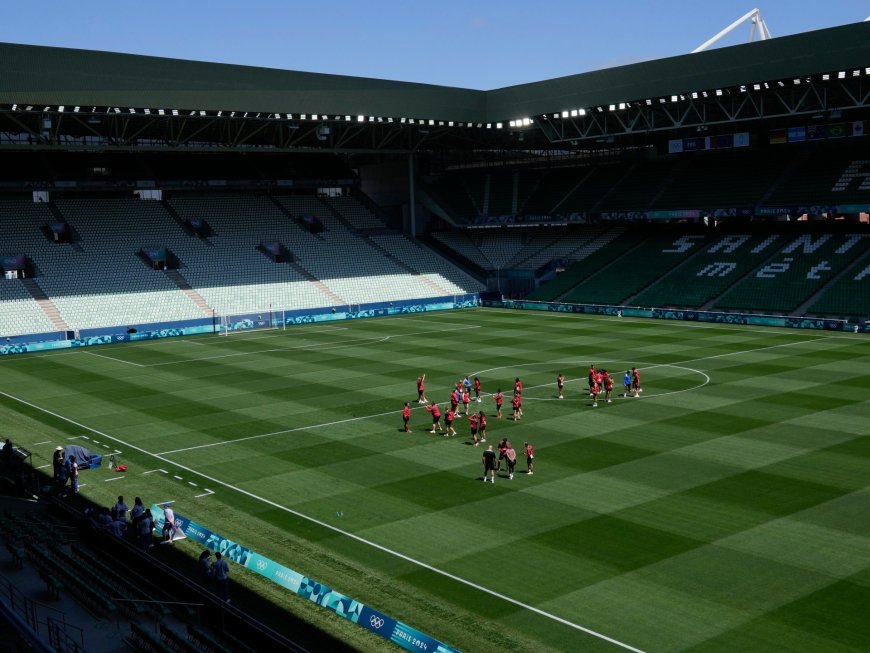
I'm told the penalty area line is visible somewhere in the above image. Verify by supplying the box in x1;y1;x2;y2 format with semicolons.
0;387;646;653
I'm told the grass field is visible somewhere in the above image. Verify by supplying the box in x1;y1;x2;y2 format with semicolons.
1;307;869;652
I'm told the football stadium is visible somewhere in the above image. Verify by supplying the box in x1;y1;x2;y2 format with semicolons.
0;11;869;653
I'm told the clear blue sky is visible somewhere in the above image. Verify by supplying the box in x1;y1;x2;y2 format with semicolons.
3;1;868;89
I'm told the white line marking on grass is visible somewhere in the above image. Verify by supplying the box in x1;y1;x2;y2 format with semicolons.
36;463;50;469
0;387;646;653
33;440;50;445
194;489;215;498
141;325;479;368
104;476;125;482
173;475;183;480
83;350;145;367
475;307;866;339
188;481;197;487
142;469;168;475
70;436;87;440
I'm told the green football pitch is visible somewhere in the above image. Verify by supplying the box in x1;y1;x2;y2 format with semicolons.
1;308;869;653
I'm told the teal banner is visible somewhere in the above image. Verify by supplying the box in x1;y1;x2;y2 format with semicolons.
151;506;460;653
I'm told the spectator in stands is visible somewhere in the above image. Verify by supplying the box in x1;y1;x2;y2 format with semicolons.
138;509;154;551
113;496;129;522
106;517;126;539
162;503;176;544
198;550;213;588
1;439;12;467
211;552;230;602
130;496;145;532
52;447;64;492
69;455;79;494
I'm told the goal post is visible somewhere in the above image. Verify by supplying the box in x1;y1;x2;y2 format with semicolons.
217;307;284;336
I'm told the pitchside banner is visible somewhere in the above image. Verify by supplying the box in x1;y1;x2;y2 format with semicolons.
156;507;460;653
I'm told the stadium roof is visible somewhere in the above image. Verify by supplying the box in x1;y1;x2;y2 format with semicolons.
1;22;868;125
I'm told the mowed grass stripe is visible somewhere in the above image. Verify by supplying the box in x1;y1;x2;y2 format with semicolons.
0;308;867;653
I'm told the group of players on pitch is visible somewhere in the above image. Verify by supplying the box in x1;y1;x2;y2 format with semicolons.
400;367;642;480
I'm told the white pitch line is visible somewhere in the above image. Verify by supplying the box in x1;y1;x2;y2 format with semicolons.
104;476;125;482
188;481;197;487
475;307;865;339
36;463;50;469
83;350;145;367
173;475;183;480
70;436;88;440
142;469;168;475
0;386;647;653
33;440;50;445
194;489;215;498
141;324;479;368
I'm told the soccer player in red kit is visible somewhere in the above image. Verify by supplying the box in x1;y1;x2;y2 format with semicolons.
469;412;480;445
514;377;523;397
497;437;509;471
402;402;412;432
426;401;443;433
462;390;471;416
588;365;596;397
557;373;565;399
590;378;600;407
416;374;427;404
632;367;642;397
444;407;457;436
450;388;460;415
524;442;535;475
478;411;487;442
512;393;522;421
493;389;504;418
473;376;482;403
603;370;614;403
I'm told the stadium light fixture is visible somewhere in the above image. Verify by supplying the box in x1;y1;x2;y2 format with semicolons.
400;117;406;123
230;111;236;117
739;85;747;92
821;74;830;81
866;67;870;75
199;110;206;116
702;91;708;98
523;118;531;126
608;104;616;111
753;83;761;90
171;109;178;116
144;109;151;115
578;108;586;116
792;79;800;85
243;112;248;118
645;99;652;106
73;106;80;112
618;103;626;110
561;110;569;118
446;121;451;126
428;119;434;125
508;120;515;127
570;109;578;117
301;114;307;119
357;115;365;122
715;89;723;96
11;104;16;110
496;122;503;129
837;71;846;79
671;95;678;102
691;92;698;99
389;117;395;123
58;105;65;112
553;113;560;118
488;123;494;129
853;69;861;77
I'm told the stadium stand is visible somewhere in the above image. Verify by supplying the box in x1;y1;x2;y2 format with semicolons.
714;232;870;313
807;250;870;319
560;227;711;305
632;232;788;308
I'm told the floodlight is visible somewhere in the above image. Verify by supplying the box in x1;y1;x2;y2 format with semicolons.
400;117;406;123
553;113;560;118
74;106;80;112
853;69;861;77
301;114;307;120
866;67;870;75
608;104;616;111
578;109;586;116
645;99;652;106
243;112;248;118
447;121;452;126
691;92;698;99
753;84;761;90
11;104;16;110
715;89;723;96
389;118;395;123
144;109;151;115
821;74;830;81
523;118;531;126
509;120;516;127
702;91;708;97
158;109;165;115
357;115;365;122
671;95;678;102
777;81;784;87
199;110;206;116
496;122;502;129
739;86;747;92
488;123;493;129
58;105;65;112
837;71;846;79
428;119;434;125
561;110;569;118
369;116;375;122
